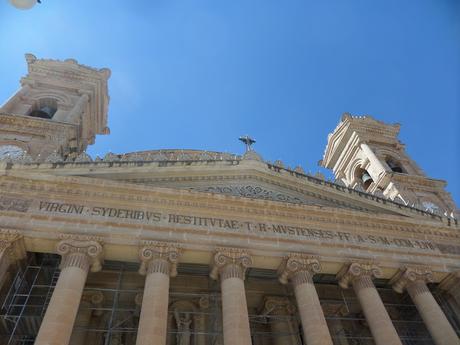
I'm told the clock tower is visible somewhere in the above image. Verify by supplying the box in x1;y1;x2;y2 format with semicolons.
321;113;457;216
0;53;110;161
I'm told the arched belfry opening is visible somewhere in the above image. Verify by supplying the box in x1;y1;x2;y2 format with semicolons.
28;98;58;119
386;157;405;173
355;167;374;190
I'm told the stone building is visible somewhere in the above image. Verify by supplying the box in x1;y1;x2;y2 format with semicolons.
0;54;459;345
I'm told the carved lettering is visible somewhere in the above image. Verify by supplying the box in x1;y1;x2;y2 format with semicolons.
0;196;32;212
1;199;453;254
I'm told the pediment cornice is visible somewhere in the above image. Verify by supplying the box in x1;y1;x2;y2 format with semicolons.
0;170;458;242
5;157;455;226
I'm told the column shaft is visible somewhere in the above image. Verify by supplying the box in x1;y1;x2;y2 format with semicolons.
136;260;171;345
35;256;89;345
352;276;402;345
407;281;460;345
69;301;92;345
211;247;252;345
293;272;333;345
220;265;252;345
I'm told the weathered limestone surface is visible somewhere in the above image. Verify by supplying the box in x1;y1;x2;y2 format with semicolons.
1;54;460;345
0;231;26;290
391;267;460;345
136;242;181;345
35;238;103;345
338;262;402;345
210;247;253;345
279;254;333;345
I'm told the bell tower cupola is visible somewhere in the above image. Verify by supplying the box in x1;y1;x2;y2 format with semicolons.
321;113;457;216
0;53;110;160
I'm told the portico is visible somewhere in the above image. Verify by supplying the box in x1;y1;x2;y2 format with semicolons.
0;55;459;344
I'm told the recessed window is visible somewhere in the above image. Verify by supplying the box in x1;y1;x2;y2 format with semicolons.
386;158;405;173
28;98;57;119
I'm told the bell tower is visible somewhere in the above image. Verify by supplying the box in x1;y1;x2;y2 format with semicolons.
321;113;457;216
0;53;110;160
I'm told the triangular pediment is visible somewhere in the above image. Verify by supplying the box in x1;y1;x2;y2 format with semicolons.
7;149;442;220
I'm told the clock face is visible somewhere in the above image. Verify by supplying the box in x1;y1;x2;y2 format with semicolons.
422;201;439;212
0;145;25;159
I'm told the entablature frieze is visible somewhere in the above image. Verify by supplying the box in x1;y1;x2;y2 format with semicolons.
0;174;457;240
1;173;460;277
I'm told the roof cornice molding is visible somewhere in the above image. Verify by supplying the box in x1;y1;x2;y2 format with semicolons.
1;172;458;239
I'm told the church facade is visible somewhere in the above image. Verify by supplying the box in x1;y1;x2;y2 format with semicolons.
0;55;459;345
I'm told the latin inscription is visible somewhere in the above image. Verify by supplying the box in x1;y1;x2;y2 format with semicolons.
33;200;452;253
0;196;32;212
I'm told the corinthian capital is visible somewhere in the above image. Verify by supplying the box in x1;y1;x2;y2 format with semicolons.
390;266;434;294
56;238;103;272
138;242;181;277
0;230;26;262
337;262;382;289
210;247;252;281
277;253;321;285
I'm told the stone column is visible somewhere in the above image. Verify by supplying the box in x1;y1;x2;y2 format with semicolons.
69;291;104;345
35;238;103;345
391;266;460;345
337;262;402;345
136;242;181;345
0;231;26;290
261;296;300;345
278;253;333;345
210;247;253;345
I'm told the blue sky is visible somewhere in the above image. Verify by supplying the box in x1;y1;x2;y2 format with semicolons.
1;0;459;206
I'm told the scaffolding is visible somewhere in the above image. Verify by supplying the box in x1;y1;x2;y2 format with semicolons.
1;253;459;345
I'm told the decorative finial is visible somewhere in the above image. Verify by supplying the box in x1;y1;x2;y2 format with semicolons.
239;135;256;153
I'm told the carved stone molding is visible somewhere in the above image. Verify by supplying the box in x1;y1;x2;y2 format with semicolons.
194;185;308;205
56;238;103;272
321;302;350;317
278;253;321;286
261;296;296;316
390;266;434;294
0;230;26;263
209;247;252;281
1;174;458;238
337;262;382;289
138;242;181;277
0;195;32;213
198;296;210;310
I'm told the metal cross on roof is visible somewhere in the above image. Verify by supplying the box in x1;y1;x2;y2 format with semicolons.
239;135;256;152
